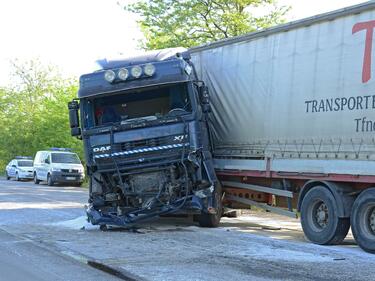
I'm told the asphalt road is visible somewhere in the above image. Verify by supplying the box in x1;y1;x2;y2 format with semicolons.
0;179;118;281
1;179;375;281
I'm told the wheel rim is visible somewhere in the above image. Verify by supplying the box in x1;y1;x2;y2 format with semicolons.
362;204;375;239
370;209;375;234
309;200;329;231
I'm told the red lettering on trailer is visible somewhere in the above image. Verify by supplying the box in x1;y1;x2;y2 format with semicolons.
353;20;375;83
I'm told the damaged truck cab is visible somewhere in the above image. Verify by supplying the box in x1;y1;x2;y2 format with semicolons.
68;49;221;227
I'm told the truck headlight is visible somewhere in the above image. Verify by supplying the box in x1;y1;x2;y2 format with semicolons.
131;66;142;78
52;168;61;172
118;68;129;80
104;70;116;83
144;63;155;76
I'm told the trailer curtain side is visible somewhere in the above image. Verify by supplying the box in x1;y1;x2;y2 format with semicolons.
191;4;375;171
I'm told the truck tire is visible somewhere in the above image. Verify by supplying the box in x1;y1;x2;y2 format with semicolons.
47;174;54;186
351;188;375;253
34;173;40;184
15;172;20;181
301;186;350;245
198;183;222;227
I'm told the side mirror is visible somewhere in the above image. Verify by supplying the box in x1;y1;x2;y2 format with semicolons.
199;85;212;113
68;100;81;137
44;159;50;164
12;165;16;168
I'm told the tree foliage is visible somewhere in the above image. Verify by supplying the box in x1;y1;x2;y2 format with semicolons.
125;0;290;49
0;60;82;170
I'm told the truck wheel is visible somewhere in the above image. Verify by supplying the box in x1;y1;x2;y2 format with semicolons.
198;183;222;227
47;174;54;186
34;173;40;184
351;188;375;253
301;186;350;245
15;172;20;181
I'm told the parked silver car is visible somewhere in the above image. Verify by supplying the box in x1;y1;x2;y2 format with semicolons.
5;157;34;181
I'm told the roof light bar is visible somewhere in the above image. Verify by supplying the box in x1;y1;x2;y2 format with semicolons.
50;148;73;152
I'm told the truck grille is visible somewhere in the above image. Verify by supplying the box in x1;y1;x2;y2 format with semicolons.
94;143;189;159
93;134;189;171
121;135;187;151
93;134;188;160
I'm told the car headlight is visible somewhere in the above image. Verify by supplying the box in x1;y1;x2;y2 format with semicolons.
52;168;61;172
131;66;142;78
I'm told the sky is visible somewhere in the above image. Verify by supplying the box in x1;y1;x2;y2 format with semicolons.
0;0;369;86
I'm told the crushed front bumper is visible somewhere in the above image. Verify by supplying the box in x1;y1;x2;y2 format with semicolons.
86;195;206;227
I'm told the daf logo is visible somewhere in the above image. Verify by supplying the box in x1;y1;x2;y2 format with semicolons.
93;145;111;153
174;135;185;142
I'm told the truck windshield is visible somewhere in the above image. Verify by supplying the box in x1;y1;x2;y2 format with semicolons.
51;153;81;164
18;160;33;167
93;83;191;126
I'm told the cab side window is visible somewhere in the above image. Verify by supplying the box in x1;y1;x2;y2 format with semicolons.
43;154;50;164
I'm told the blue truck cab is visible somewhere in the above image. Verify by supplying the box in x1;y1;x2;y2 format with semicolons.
68;48;221;227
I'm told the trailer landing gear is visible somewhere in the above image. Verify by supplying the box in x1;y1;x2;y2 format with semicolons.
300;186;350;245
351;188;375;253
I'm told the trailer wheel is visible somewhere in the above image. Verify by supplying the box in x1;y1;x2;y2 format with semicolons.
351;188;375;253
301;186;350;245
198;183;222;227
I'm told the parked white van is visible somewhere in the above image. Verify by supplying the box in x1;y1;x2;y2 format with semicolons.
33;148;85;186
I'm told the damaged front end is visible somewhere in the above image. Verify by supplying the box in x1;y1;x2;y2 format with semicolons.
86;147;220;227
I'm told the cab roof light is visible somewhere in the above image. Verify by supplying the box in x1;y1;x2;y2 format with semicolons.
118;68;129;81
131;66;142;78
104;70;116;83
144;63;155;76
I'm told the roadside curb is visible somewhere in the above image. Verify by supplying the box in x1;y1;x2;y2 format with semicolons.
0;227;145;281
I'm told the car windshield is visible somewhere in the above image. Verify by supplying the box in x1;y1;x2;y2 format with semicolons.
51;153;81;164
18;160;33;167
93;83;191;126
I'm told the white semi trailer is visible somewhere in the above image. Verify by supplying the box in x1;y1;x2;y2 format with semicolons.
191;1;375;253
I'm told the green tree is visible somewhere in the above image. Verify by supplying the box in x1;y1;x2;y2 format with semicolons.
125;0;290;49
0;59;82;171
